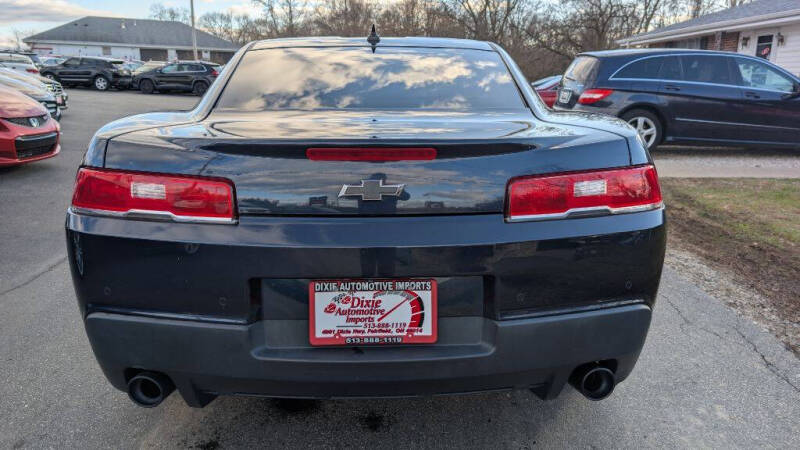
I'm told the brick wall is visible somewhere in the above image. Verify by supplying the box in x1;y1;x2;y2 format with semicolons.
702;33;718;50
720;32;740;51
645;32;739;51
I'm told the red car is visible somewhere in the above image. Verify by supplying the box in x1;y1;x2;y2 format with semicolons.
531;75;561;108
0;85;60;167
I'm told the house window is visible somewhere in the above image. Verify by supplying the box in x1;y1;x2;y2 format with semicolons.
102;46;111;56
756;35;773;59
700;36;710;49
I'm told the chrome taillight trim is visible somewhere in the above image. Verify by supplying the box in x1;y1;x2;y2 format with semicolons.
507;202;663;223
68;206;237;225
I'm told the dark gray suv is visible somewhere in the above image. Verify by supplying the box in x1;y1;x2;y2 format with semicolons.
133;61;220;96
554;49;800;149
40;57;132;91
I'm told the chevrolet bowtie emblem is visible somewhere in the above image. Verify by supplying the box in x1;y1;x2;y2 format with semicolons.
339;179;405;201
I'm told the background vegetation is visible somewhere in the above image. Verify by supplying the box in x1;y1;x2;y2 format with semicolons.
146;0;753;80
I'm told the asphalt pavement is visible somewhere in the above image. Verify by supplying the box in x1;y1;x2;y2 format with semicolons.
0;90;798;448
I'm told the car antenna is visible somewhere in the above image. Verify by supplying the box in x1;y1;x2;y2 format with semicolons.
367;24;380;52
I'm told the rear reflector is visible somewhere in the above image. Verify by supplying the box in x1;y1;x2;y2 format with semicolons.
577;88;614;104
71;168;236;223
307;147;436;161
506;165;662;221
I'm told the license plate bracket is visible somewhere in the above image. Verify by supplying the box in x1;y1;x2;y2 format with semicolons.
309;279;437;346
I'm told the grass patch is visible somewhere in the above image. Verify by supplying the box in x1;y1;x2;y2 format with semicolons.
661;178;799;353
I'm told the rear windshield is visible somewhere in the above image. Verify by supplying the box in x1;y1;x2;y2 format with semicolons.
215;47;525;111
564;56;599;83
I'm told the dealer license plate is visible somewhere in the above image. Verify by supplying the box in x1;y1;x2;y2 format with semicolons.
309;279;437;346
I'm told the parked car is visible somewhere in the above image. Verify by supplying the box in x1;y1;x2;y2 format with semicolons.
0;52;39;75
531;75;561;108
16;51;43;68
67;37;665;409
134;61;220;95
132;61;166;77
554;49;800;150
40;56;132;91
0;74;60;120
41;57;66;67
0;85;60;167
0;67;68;111
122;60;144;72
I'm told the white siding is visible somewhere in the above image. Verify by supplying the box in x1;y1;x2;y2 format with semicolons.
774;23;800;76
109;47;140;60
30;43;141;61
738;23;800;76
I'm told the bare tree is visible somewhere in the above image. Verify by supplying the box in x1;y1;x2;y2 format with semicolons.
9;28;36;51
448;0;521;42
149;3;191;24
199;12;235;41
193;0;743;79
313;0;376;37
253;0;309;37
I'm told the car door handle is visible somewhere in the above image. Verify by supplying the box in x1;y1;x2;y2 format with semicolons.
745;91;761;99
664;84;681;91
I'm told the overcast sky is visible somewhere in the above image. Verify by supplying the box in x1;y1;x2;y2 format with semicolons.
0;0;263;47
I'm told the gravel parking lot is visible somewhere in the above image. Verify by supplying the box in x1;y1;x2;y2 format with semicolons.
0;89;798;448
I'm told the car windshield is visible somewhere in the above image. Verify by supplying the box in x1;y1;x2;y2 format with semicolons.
215;46;525;111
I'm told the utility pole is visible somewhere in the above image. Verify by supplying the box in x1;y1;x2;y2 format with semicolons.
190;0;198;60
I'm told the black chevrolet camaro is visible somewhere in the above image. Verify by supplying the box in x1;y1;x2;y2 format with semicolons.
66;35;666;408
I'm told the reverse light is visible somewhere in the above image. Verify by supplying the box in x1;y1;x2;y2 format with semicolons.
70;168;236;223
506;165;662;222
307;147;437;161
577;88;614;104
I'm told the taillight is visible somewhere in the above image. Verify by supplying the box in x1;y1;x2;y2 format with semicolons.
307;147;436;161
211;69;219;76
577;88;614;104
27;68;39;74
506;165;662;222
71;168;236;223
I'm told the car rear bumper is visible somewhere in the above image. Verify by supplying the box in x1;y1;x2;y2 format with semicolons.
66;209;665;405
112;76;132;88
85;303;651;405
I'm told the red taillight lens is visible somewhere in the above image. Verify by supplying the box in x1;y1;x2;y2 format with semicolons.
211;69;219;76
307;147;437;161
506;165;662;221
71;168;236;223
577;88;614;104
26;68;39;74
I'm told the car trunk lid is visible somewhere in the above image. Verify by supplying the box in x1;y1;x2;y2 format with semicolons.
103;109;632;216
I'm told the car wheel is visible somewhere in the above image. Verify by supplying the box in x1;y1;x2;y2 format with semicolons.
193;81;209;96
621;109;662;150
140;79;155;94
94;76;109;91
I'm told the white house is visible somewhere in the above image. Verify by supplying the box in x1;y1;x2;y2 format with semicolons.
617;0;800;76
23;16;239;64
